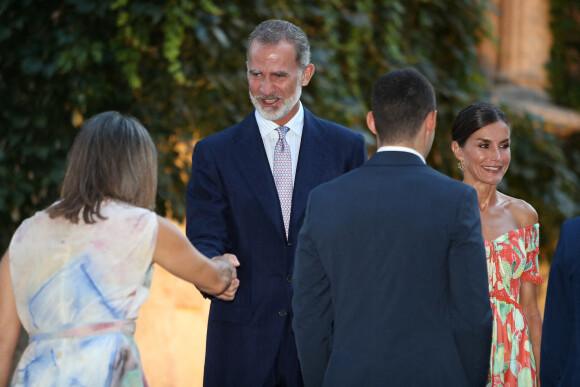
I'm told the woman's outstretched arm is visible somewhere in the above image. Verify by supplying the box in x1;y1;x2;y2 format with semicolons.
152;216;239;298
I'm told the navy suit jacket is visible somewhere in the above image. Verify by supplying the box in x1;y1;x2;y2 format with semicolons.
186;108;366;386
541;216;580;386
292;151;493;387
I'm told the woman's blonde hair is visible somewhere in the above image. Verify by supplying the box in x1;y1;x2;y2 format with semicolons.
48;111;158;223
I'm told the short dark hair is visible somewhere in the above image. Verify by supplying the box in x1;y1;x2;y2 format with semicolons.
247;20;311;70
48;111;157;223
371;68;436;143
451;102;510;146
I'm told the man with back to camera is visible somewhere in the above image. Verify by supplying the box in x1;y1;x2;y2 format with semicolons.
185;19;367;386
541;216;580;386
292;68;493;386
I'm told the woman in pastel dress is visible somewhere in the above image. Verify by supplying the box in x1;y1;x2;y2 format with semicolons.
451;102;543;387
0;111;239;386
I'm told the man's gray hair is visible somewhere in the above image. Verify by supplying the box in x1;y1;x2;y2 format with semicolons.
247;20;311;70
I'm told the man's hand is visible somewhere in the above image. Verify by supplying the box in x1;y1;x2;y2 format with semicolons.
213;254;240;301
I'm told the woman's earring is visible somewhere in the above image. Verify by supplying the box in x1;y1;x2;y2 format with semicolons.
458;160;465;172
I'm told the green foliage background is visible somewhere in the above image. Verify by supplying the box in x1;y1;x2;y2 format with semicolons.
547;0;580;110
1;0;579;262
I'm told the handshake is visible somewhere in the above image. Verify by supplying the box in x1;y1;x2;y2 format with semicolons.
210;253;240;301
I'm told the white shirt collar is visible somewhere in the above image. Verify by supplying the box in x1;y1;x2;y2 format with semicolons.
376;146;426;164
256;102;304;139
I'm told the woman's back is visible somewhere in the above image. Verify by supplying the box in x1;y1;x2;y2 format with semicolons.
9;200;157;386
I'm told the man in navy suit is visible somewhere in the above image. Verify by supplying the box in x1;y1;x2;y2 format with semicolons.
186;20;366;386
541;216;580;386
292;69;493;386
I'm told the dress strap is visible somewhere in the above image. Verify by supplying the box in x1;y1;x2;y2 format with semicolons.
30;320;136;342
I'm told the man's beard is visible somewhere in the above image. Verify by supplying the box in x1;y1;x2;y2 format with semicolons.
249;79;302;122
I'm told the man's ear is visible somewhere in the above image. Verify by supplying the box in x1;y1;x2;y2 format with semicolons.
424;110;437;135
301;64;315;86
366;111;376;135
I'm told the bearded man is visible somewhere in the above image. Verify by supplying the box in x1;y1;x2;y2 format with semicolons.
185;19;366;387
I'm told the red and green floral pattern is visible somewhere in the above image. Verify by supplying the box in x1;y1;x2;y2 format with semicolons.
485;223;543;387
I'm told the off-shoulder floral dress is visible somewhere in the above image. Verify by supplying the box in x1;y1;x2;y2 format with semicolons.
485;223;543;387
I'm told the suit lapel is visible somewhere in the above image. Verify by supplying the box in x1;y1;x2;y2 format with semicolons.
232;113;286;239
290;109;328;241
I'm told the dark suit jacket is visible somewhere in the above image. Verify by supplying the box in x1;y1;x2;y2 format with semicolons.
185;108;366;386
541;216;580;386
292;151;493;387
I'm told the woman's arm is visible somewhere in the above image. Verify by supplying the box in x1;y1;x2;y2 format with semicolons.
152;216;239;298
0;251;22;387
514;200;541;383
521;281;542;385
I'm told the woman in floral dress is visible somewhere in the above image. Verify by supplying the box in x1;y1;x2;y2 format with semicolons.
451;102;543;386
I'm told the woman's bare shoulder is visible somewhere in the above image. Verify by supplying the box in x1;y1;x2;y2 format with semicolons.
500;193;538;228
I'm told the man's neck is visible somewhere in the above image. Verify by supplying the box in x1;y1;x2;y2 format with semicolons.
376;145;426;164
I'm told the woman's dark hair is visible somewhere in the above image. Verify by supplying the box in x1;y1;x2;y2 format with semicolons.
451;102;510;146
47;111;157;223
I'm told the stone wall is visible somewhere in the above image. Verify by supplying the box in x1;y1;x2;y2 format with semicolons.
479;0;580;132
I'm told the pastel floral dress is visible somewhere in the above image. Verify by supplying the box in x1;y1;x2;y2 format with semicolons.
8;201;157;387
485;223;543;387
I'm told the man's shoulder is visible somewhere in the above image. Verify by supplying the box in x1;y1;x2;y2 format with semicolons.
419;167;474;193
389;164;479;205
197;112;256;147
561;216;580;253
304;108;364;141
557;217;580;269
308;164;363;198
311;161;472;193
563;216;580;232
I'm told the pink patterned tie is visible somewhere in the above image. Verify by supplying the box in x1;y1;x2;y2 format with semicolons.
273;126;293;238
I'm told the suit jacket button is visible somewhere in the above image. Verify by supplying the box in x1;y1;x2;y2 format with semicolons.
278;310;287;317
286;275;292;283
